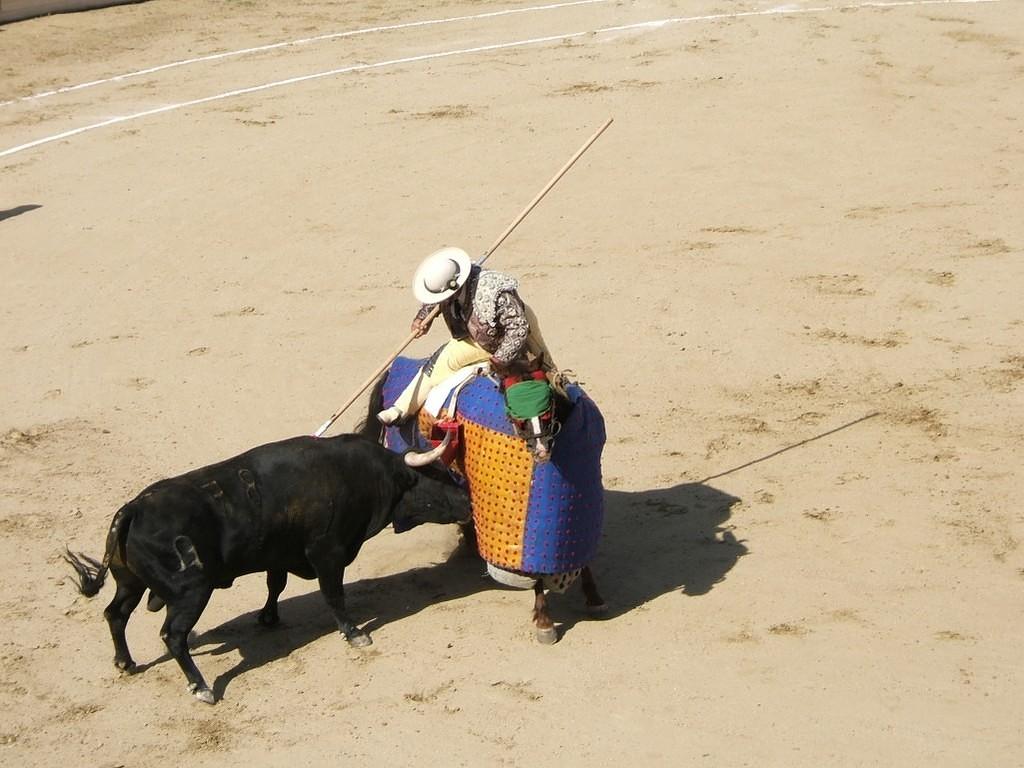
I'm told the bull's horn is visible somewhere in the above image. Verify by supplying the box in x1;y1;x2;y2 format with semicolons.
403;430;452;467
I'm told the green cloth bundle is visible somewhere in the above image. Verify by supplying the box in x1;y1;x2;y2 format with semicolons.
505;379;552;420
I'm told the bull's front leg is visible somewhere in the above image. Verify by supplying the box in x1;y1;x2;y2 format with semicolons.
308;550;371;647
257;570;287;627
319;573;371;647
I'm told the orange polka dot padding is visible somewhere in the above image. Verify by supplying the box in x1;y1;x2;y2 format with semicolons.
384;357;605;574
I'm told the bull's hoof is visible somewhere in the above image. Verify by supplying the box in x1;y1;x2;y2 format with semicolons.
535;626;559;645
114;658;137;674
189;684;216;705
346;633;373;648
257;610;280;628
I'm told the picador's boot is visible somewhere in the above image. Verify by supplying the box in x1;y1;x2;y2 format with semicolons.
377;406;404;425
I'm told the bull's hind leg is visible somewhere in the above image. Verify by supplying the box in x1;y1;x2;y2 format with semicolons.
533;581;558;645
160;587;215;704
103;570;146;672
258;570;287;627
580;566;608;615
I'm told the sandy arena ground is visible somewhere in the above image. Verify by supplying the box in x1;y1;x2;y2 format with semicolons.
2;0;1022;764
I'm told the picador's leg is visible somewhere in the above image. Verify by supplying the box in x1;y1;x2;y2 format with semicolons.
533;580;558;645
103;570;146;672
258;570;287;627
580;565;608;615
160;587;215;704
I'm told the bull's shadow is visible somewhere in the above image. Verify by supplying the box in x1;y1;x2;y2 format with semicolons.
171;482;742;699
185;545;492;701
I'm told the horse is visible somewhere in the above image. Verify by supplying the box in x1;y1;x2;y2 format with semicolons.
359;356;608;643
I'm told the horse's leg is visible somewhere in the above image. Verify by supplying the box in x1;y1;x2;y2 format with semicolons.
257;570;287;627
533;580;558;644
454;521;479;558
580;565;608;615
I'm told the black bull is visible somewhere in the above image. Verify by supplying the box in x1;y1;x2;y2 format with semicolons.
64;434;471;704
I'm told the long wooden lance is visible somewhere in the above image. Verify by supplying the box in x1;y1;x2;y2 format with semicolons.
313;117;614;438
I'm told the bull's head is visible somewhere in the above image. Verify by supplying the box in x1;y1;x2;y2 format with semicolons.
395;444;471;531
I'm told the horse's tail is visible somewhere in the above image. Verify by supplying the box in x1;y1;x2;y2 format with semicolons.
63;502;135;598
355;370;390;443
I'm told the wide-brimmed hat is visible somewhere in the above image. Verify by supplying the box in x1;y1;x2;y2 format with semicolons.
412;246;472;304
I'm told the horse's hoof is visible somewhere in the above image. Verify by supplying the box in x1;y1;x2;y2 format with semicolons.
535;626;558;645
586;602;609;617
114;658;136;674
347;633;373;648
190;685;216;704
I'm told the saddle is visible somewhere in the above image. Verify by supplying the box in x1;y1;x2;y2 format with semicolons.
421;363;561;467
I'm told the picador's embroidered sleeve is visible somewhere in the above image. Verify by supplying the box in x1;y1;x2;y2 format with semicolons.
492;291;530;364
414;304;433;324
415;302;451;335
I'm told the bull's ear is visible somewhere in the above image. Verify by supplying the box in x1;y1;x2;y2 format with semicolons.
403;465;421;487
392;468;423;534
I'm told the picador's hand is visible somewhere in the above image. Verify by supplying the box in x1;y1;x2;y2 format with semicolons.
411;318;431;337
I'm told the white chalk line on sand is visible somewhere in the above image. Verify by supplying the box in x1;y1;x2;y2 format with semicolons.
0;0;610;108
0;0;1000;160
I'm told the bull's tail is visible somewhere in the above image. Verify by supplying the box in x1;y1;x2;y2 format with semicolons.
355;370;389;443
63;548;107;597
63;502;134;598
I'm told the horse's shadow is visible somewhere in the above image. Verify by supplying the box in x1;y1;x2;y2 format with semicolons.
607;482;745;600
547;482;745;637
169;481;742;699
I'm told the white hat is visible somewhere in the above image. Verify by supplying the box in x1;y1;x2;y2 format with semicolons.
412;246;472;304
